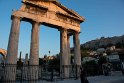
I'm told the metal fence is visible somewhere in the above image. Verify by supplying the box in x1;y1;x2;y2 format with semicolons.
0;64;80;82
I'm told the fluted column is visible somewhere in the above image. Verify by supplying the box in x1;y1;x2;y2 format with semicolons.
73;32;81;78
29;21;40;65
6;16;21;64
67;35;71;65
29;21;40;80
4;16;21;81
67;35;71;77
60;29;69;78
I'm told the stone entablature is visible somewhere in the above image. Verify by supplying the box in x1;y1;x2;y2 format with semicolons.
12;0;84;32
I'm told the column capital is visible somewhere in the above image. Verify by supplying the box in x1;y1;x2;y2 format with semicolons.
31;20;40;25
61;28;67;31
73;31;80;35
11;15;21;20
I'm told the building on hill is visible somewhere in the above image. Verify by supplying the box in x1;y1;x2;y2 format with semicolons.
43;56;56;62
107;54;120;62
82;57;97;63
106;46;116;51
107;54;121;71
97;48;106;53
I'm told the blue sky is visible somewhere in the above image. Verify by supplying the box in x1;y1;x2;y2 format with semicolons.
0;0;124;58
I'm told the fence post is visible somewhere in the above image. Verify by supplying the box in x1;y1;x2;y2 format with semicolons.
51;68;54;81
75;64;78;80
20;66;23;83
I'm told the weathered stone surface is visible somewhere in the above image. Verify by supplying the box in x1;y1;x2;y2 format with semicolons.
29;22;40;80
60;29;69;78
73;32;81;78
67;35;71;65
29;22;40;65
6;16;20;64
73;32;81;65
4;16;20;81
13;0;84;32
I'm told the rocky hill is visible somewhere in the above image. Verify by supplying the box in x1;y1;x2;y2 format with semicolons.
81;35;124;49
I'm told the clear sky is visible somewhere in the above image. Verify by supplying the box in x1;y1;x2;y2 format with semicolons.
0;0;124;58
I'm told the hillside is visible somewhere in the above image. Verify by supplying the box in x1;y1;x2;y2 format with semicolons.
81;35;124;49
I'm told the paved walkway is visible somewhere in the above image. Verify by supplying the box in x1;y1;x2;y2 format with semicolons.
40;71;124;83
16;71;124;83
39;76;124;83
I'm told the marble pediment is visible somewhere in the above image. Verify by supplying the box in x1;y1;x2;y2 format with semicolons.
21;0;84;22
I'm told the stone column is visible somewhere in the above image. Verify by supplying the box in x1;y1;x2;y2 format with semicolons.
73;32;81;78
67;35;71;65
4;16;21;81
67;35;71;77
29;21;40;81
60;29;69;78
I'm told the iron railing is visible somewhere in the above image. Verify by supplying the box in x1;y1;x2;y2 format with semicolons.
0;64;80;82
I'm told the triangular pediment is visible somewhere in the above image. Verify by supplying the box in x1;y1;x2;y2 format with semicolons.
22;0;84;22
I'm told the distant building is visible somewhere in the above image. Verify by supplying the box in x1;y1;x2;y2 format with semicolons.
107;54;121;70
107;54;120;62
82;57;97;63
107;46;116;51
89;51;97;56
43;56;56;61
97;48;106;53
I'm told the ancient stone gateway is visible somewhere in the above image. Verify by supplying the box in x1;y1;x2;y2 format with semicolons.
5;0;84;81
